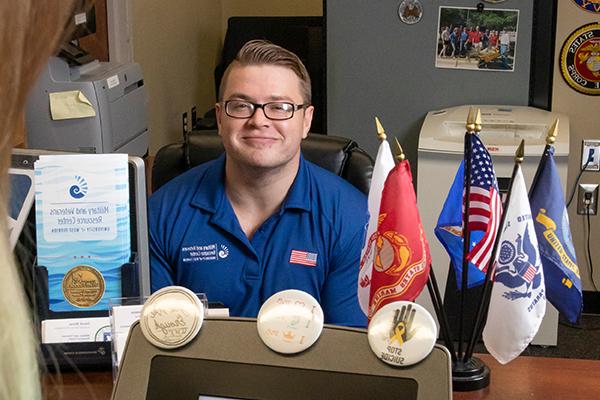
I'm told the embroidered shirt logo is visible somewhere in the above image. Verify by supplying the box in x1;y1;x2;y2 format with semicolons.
181;243;229;263
218;244;229;259
289;249;318;267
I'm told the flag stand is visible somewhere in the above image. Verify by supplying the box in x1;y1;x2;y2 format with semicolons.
450;108;491;391
451;357;491;391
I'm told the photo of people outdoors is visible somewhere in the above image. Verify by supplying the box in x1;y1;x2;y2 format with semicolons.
435;7;519;72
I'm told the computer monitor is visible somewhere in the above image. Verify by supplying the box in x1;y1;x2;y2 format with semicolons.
8;168;35;250
11;149;151;368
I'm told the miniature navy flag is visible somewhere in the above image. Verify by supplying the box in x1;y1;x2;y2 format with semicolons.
483;165;546;364
530;146;582;324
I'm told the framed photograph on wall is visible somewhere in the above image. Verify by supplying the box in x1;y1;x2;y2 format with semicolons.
435;6;519;72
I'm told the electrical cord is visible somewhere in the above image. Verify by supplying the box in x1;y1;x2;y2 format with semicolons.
559;202;600;330
585;201;598;292
567;158;592;208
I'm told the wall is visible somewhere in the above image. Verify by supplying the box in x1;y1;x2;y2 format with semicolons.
221;0;322;35
130;0;322;155
131;0;221;154
553;0;600;291
327;0;534;162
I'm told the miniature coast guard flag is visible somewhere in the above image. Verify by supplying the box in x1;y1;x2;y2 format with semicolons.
358;138;395;315
483;166;546;364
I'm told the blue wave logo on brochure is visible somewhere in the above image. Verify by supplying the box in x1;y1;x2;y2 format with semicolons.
69;175;88;199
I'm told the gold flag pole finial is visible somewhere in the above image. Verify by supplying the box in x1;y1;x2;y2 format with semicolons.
474;108;482;133
466;107;476;133
516;139;525;163
375;116;387;141
546;118;559;145
394;137;405;162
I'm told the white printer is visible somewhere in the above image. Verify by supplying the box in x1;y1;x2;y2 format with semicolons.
416;105;570;346
26;57;149;157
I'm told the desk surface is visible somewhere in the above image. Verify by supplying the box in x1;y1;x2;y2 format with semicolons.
44;354;600;400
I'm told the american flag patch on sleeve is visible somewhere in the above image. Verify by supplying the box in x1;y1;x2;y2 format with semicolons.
289;249;318;267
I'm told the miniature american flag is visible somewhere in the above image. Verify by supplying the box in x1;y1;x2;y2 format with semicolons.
289;250;318;267
466;134;502;272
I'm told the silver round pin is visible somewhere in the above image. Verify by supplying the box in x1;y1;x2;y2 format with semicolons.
140;286;204;349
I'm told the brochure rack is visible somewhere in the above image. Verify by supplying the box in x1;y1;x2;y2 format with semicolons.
36;254;141;370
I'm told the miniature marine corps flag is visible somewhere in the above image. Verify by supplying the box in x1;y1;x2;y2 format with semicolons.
483;165;546;364
362;159;432;318
357;118;395;315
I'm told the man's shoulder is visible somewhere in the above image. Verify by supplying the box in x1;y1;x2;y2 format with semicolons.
149;159;217;205
304;160;367;210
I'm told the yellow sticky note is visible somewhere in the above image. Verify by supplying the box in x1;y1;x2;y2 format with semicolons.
49;90;97;120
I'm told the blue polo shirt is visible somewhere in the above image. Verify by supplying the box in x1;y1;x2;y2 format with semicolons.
149;154;368;327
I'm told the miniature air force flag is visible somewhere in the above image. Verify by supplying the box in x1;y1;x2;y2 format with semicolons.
483;166;546;364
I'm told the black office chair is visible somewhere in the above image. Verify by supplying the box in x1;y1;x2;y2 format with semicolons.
151;131;373;195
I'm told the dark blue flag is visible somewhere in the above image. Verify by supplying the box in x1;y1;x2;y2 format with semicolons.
435;161;486;288
530;147;582;324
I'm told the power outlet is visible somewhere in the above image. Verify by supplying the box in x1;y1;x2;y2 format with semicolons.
582;140;600;171
577;184;599;215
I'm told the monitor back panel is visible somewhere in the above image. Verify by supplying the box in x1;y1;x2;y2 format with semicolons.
113;318;452;400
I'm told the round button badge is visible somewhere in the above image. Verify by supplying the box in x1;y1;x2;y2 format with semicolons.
398;0;423;25
140;286;204;349
257;289;324;354
368;301;437;367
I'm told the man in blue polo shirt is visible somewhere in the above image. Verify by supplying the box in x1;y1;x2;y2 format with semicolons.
149;40;368;327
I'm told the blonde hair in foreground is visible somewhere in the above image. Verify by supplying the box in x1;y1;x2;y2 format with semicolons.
0;1;77;399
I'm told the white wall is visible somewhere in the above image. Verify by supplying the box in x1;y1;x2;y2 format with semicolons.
553;0;600;291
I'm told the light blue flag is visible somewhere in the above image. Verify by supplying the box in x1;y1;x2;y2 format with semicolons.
434;161;486;288
530;147;582;324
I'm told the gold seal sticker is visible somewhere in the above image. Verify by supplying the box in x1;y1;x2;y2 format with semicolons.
560;23;600;95
62;265;105;308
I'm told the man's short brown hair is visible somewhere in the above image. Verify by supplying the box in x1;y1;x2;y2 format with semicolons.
218;40;312;103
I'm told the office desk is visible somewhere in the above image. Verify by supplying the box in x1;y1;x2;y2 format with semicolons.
454;354;600;400
44;354;600;400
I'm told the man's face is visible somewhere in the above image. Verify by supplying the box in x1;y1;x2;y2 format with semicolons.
216;64;314;171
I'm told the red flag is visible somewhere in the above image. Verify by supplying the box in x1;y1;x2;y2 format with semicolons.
365;160;431;318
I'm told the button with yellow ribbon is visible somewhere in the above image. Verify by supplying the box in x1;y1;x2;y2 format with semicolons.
367;301;437;367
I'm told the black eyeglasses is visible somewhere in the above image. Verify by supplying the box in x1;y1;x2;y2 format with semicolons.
224;100;309;121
